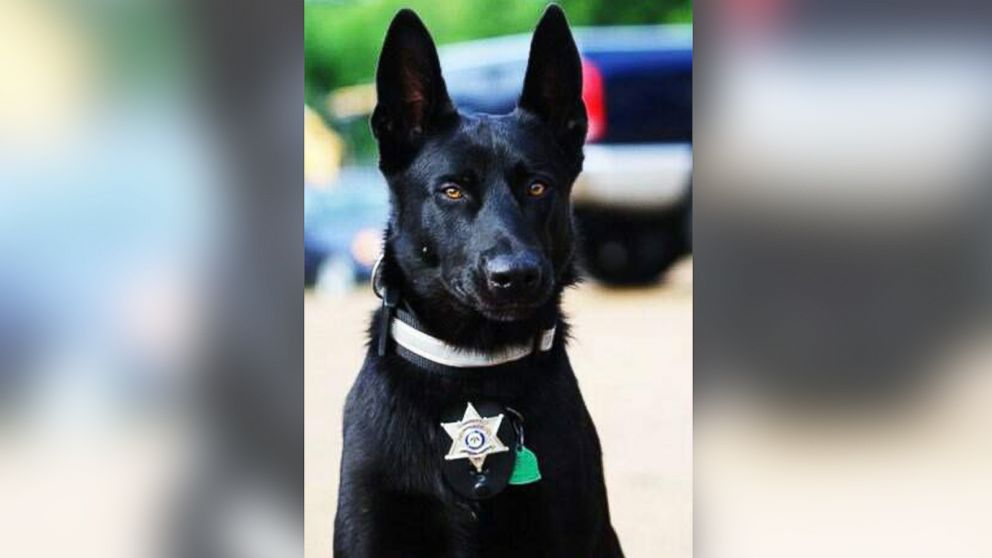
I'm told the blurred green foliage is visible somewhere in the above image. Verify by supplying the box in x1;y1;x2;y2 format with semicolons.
305;0;691;164
305;0;691;101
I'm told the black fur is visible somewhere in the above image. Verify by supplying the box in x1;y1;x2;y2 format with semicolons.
333;6;623;556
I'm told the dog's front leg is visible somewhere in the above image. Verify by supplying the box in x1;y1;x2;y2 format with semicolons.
332;466;382;558
334;464;458;557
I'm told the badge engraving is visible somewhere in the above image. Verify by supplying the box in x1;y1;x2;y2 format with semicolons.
441;403;509;472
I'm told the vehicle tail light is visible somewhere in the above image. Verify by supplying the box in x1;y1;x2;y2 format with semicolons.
581;58;606;142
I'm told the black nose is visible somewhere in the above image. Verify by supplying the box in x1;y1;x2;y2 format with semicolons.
484;253;542;293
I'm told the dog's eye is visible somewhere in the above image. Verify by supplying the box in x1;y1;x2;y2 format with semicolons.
442;185;464;200
527;182;549;198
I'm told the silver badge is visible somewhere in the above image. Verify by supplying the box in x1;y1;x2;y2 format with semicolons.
441;403;509;472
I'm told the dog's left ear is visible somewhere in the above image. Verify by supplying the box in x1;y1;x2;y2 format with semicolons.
518;4;587;153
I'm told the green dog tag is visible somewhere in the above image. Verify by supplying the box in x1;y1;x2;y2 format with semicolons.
508;446;542;485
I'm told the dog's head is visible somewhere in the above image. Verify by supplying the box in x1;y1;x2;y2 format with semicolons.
372;5;586;322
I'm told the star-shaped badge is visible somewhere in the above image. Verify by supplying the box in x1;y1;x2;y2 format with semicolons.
441;403;509;473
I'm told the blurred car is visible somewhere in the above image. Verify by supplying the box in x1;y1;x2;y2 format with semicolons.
442;25;692;284
304;166;388;292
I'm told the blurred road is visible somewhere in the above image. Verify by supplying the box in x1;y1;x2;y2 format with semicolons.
305;258;693;557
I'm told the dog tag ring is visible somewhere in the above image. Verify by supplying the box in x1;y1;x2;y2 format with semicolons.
505;406;543;486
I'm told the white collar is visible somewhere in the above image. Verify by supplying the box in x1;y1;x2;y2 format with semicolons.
390;316;556;368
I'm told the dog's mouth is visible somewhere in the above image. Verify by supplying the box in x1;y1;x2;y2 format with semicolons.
471;282;555;322
474;301;545;322
444;279;551;322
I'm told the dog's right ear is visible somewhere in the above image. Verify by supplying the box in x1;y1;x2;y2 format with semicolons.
518;5;586;155
371;10;455;170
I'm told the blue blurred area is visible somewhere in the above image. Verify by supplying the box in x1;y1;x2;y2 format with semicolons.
0;12;220;417
304;167;389;290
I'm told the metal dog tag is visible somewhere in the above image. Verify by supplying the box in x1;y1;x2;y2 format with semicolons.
440;401;516;500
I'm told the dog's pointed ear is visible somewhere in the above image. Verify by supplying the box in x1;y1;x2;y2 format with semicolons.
518;4;587;153
371;9;455;169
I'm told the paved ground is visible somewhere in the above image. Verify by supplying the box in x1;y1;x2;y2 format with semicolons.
305;258;693;557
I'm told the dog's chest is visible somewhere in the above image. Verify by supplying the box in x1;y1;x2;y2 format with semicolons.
376;369;587;497
349;353;605;556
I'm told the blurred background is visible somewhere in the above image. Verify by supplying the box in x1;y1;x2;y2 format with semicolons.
696;1;992;557
6;0;992;556
303;1;693;557
1;0;302;557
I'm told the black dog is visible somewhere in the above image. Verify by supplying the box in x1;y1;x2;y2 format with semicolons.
334;6;623;557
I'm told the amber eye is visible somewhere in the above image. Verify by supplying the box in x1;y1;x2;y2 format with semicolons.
442;185;464;200
527;182;548;197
